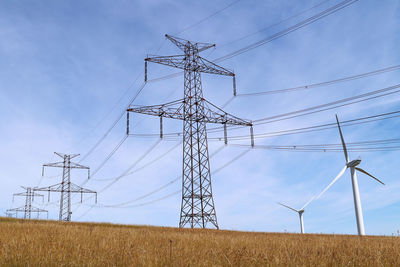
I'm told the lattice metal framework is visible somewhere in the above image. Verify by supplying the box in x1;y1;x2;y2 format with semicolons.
127;35;253;229
34;152;97;221
7;186;48;219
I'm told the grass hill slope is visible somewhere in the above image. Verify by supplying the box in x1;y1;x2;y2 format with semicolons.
0;217;399;266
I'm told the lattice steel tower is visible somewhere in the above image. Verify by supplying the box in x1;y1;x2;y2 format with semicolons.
127;35;253;229
7;186;48;219
34;152;97;221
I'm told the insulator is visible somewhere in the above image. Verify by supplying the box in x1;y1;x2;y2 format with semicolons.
223;123;228;145
233;75;237;96
160;115;163;139
145;61;148;82
126;112;130;136
250;125;254;148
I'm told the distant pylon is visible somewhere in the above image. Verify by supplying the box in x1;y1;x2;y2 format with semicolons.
127;35;253;229
34;152;97;221
7;186;48;219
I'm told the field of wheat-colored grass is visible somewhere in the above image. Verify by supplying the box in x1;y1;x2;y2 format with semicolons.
0;217;399;266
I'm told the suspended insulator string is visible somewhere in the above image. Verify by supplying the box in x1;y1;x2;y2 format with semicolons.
204;83;400;134
219;113;400;141
126;109;400;141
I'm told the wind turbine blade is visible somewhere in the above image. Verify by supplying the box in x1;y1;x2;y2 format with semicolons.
336;114;349;163
302;165;347;209
355;167;385;185
300;165;346;210
277;202;299;213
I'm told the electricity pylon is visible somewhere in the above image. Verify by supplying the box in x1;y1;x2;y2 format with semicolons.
7;186;48;219
34;152;97;221
127;35;253;229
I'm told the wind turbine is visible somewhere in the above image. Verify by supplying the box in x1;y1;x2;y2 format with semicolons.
315;114;385;235
277;202;308;234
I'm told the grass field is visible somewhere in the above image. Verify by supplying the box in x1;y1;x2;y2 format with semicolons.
0;217;399;266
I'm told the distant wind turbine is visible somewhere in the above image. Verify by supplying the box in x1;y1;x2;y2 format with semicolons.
277;201;309;234
313;115;385;235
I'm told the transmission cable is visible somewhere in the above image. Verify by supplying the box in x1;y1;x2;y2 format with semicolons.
214;0;359;62
173;0;243;35
236;64;400;97
219;0;331;48
76;144;243;217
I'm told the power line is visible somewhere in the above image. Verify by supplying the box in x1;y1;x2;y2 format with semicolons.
236;64;400;97
81;135;129;185
79;82;147;163
173;0;243;35
144;0;359;86
91;141;182;182
230;143;400;152
219;0;331;48
69;72;143;152
201;83;400;134
129;107;400;141
91;144;226;207
71;139;163;215
214;0;359;62
252;84;400;124
75;144;245;217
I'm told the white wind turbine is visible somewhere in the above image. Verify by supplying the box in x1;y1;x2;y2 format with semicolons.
278;115;384;235
277;201;311;234
313;114;385;235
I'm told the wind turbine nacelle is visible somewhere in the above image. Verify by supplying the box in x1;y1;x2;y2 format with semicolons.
347;159;361;167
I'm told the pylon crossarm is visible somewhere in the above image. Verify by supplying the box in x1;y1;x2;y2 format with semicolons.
43;162;65;168
30;207;48;213
54;152;79;159
203;99;252;126
69;162;90;170
128;98;251;126
128;99;185;120
165;34;215;52
145;55;233;76
145;55;187;70
34;182;96;194
68;182;97;194
197;57;234;76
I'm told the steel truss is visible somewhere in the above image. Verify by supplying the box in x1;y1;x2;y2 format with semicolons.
128;35;253;229
34;152;97;221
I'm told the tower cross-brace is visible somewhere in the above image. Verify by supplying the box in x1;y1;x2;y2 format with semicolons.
127;35;253;229
34;152;97;221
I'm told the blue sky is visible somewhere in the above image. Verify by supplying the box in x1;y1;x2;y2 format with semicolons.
1;0;400;235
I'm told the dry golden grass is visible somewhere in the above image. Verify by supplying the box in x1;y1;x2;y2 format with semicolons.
0;217;399;266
